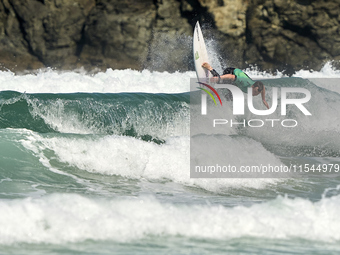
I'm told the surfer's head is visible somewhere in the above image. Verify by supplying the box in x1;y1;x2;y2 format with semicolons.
252;81;264;96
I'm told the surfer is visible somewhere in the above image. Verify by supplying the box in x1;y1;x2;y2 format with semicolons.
202;62;269;109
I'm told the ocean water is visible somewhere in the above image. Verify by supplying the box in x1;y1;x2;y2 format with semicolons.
0;63;340;254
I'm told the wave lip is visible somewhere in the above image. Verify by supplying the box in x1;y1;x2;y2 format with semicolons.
0;91;190;138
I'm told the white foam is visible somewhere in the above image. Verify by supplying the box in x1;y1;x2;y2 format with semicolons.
0;68;195;94
18;130;282;193
295;62;340;78
0;62;339;94
244;61;340;80
245;62;340;94
1;193;340;244
294;62;340;94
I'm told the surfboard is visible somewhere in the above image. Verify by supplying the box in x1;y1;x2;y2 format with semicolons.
193;22;212;81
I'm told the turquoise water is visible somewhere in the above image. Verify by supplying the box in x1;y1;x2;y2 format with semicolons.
0;70;340;254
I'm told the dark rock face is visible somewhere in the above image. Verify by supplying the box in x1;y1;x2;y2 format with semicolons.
0;0;339;72
245;0;340;72
80;0;156;70
0;0;95;70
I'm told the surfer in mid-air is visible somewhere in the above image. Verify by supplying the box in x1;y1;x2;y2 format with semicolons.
202;62;269;109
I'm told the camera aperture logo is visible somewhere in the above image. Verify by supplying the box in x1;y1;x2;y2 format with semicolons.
199;82;312;128
197;82;222;106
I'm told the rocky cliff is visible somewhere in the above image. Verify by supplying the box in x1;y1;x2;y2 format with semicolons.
0;0;339;73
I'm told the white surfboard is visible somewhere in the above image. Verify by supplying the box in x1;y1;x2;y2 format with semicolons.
193;22;212;81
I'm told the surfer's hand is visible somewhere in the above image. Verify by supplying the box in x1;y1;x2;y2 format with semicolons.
202;62;212;71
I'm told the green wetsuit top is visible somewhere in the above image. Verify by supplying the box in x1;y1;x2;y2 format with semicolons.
233;68;255;93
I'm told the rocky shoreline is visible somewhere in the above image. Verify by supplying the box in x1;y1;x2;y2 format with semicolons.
0;0;339;74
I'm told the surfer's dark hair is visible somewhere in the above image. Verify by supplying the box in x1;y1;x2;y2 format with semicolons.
222;67;235;75
253;81;264;92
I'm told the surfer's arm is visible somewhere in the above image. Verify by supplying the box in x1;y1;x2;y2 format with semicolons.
261;87;269;109
208;71;220;82
220;74;236;81
210;69;220;77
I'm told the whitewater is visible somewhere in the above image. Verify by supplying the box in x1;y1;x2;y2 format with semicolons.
0;62;340;254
